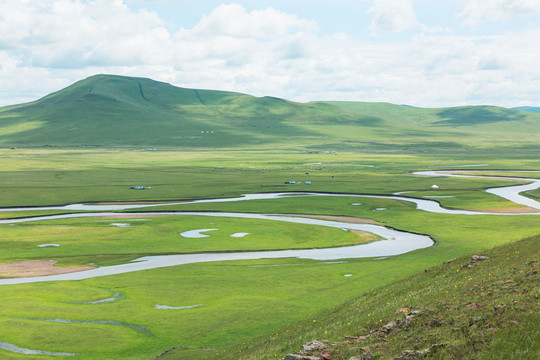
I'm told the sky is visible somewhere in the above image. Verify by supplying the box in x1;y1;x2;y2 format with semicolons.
1;0;540;108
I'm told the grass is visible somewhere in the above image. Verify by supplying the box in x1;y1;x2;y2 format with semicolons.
0;188;538;358
0;148;535;209
0;81;538;359
188;234;539;360
1;75;539;150
0;215;370;268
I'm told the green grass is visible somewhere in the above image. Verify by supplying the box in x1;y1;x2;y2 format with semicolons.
0;75;376;148
0;215;371;268
0;180;538;358
1;75;539;149
200;234;539;360
0;84;538;360
0;148;535;209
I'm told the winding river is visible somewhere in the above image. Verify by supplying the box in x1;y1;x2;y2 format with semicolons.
0;170;538;286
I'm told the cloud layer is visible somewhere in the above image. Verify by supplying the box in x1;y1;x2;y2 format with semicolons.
1;0;540;107
460;0;540;24
369;0;420;33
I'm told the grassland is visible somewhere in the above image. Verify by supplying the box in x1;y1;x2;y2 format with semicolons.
0;75;538;359
0;215;371;267
201;234;539;360
0;146;538;359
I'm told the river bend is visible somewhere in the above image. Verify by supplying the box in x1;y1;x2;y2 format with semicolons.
0;170;538;285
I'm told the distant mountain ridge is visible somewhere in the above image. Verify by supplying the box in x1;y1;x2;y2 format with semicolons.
0;74;538;148
512;106;540;114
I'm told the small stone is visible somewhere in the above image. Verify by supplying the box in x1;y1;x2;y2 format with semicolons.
394;343;446;359
345;335;370;342
349;348;373;360
284;355;320;360
302;340;326;352
406;310;422;318
471;255;489;262
394;307;410;315
350;353;372;360
393;349;423;359
321;348;333;359
443;258;456;264
382;321;398;333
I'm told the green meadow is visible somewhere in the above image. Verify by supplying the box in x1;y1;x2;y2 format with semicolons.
0;75;539;359
1;147;538;359
1;216;372;266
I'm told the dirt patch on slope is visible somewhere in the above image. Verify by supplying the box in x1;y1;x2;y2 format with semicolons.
0;260;94;278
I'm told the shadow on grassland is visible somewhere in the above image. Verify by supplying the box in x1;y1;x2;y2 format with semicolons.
434;107;527;126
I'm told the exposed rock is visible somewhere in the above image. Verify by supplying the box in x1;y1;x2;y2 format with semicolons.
321;348;333;359
394;307;410;315
349;347;373;360
471;255;490;263
345;335;370;342
393;344;445;359
284;355;320;360
461;255;490;269
393;349;425;359
405;310;422;319
443;258;456;264
349;351;373;360
382;320;399;334
302;340;326;352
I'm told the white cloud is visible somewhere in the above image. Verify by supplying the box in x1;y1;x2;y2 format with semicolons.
0;0;168;68
368;0;420;33
191;3;318;38
459;0;540;25
1;1;540;107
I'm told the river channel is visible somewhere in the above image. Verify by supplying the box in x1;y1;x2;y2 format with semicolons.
0;170;538;285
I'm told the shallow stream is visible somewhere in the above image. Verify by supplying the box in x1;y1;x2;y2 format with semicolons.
0;170;538;285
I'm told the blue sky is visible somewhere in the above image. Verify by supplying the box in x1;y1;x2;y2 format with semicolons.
1;0;540;107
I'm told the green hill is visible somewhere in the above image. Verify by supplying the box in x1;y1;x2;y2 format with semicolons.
323;101;539;141
512;106;540;114
0;75;378;148
0;74;538;149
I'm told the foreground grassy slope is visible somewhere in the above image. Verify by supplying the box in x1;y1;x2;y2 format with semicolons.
162;234;539;360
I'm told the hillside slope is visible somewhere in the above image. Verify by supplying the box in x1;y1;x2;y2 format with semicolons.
160;234;539;359
323;101;539;144
0;74;538;149
512;106;540;114
0;75;378;148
